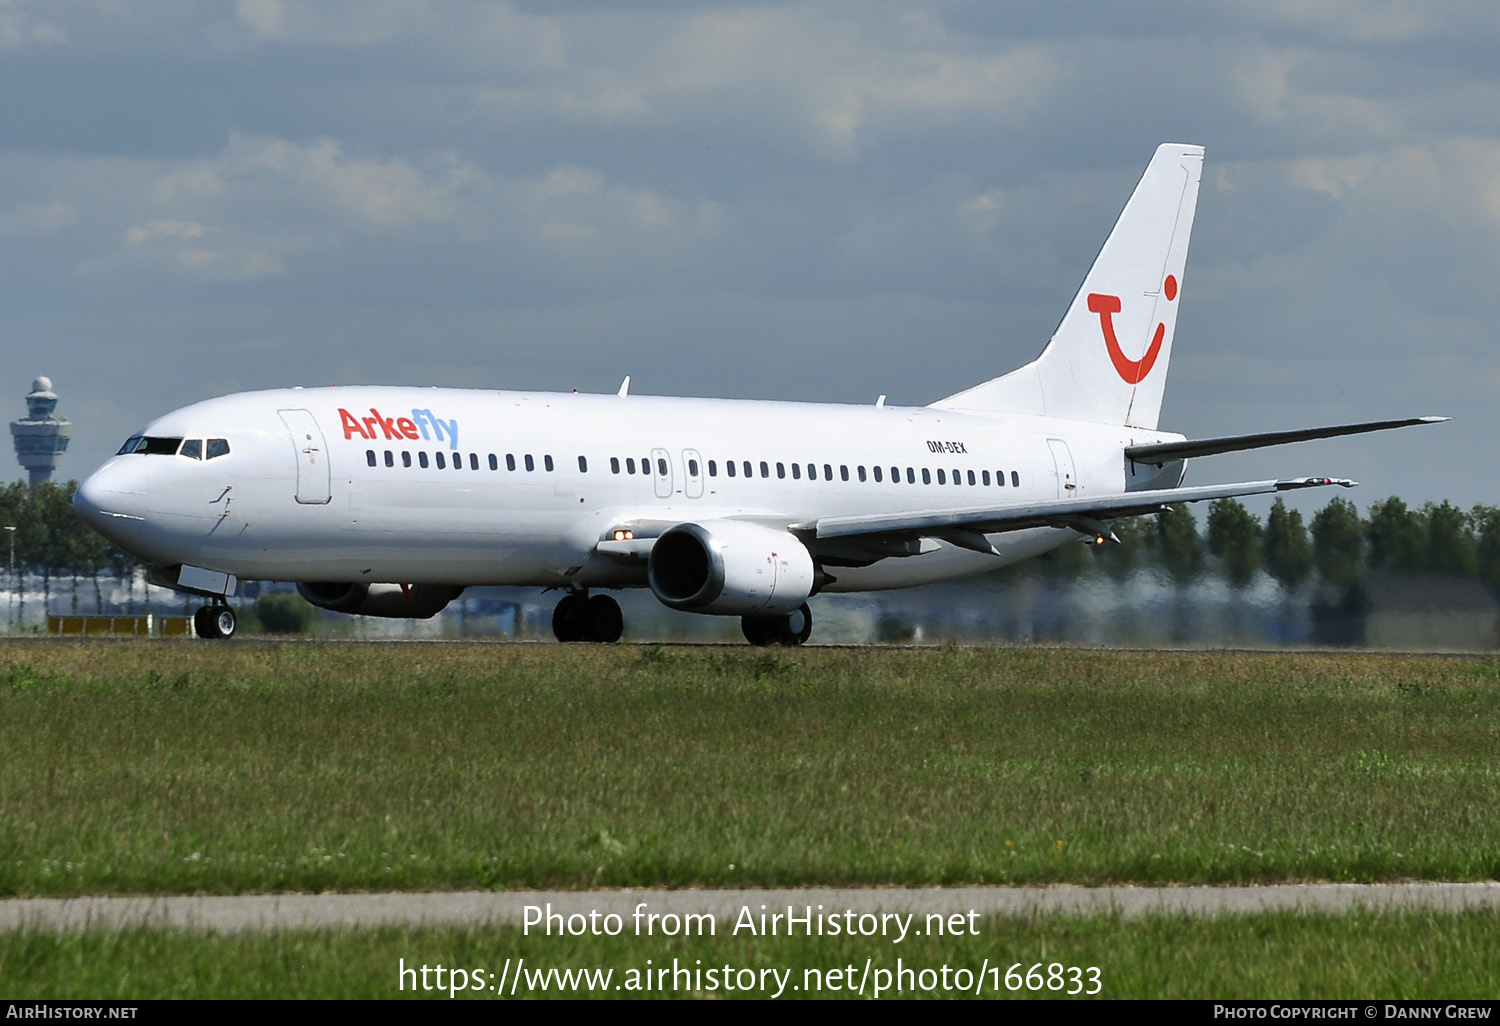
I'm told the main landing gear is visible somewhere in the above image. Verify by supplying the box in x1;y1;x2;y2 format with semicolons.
193;603;237;640
552;591;624;643
741;603;813;647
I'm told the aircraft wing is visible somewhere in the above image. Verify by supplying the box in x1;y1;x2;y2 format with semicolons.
1125;417;1447;464
802;476;1353;555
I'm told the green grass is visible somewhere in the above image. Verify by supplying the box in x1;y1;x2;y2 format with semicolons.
1;642;1499;896
4;910;1498;999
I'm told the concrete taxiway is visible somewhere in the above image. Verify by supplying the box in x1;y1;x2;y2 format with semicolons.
3;884;1499;933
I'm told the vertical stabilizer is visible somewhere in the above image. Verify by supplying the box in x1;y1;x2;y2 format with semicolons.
931;144;1203;429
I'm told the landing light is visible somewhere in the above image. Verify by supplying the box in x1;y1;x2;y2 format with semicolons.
612;530;635;541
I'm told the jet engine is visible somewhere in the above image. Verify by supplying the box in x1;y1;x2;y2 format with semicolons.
647;520;816;615
295;582;462;619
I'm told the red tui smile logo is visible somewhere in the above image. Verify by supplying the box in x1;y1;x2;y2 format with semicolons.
1090;274;1177;384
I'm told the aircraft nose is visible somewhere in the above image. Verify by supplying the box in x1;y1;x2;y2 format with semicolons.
73;460;148;544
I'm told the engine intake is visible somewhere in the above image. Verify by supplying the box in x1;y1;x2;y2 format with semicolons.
295;582;461;619
647;520;815;615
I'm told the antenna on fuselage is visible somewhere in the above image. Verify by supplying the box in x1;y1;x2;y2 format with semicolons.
618;376;631;397
875;394;886;407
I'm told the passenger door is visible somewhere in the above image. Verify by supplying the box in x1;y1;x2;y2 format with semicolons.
651;447;673;499
278;409;332;504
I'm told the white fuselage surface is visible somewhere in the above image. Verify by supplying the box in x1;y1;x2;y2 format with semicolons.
78;385;1182;591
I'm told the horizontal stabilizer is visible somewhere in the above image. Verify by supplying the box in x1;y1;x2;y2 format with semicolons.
807;476;1354;545
1125;416;1448;464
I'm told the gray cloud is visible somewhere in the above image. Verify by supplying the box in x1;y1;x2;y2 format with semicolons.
0;0;1492;516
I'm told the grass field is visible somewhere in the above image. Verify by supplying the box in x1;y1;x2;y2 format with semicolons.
5;910;1499;999
1;641;1498;896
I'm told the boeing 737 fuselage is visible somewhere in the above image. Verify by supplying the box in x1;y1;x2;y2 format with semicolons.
73;145;1444;643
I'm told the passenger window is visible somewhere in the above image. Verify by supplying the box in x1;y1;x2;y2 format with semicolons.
726;460;735;477
611;457;621;474
996;469;1004;486
180;439;202;460
578;455;587;473
922;468;931;485
206;438;230;459
746;461;755;478
657;458;667;476
936;469;946;485
792;463;801;480
437;452;447;469
626;457;636;474
1012;471;1020;487
489;454;498;471
776;462;786;479
471;453;480;471
688;459;699;476
906;467;915;484
545;455;554;472
842;465;851;482
982;470;991;486
953;469;961;486
856;466;865;482
824;463;833;481
403;451;412;468
874;466;883;483
366;449;376;467
524;454;535;472
505;454;515;471
385;451;394;468
804;463;814;480
760;461;769;478
419;452;429;469
967;470;976;486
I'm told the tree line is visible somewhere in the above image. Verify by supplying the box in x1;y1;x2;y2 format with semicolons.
0;480;122;613
1035;495;1500;596
5;479;1500;605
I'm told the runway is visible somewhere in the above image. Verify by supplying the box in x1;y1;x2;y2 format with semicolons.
4;884;1499;933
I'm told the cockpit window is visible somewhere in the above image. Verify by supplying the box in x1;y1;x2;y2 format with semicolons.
180;439;203;460
118;435;185;455
206;438;230;459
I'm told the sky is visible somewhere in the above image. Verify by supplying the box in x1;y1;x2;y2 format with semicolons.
1;0;1496;517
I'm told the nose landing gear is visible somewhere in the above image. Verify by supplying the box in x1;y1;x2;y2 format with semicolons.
193;604;237;640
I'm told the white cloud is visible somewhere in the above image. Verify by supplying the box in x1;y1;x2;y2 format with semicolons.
234;0;284;39
0;0;64;49
0;200;74;236
517;164;700;245
1283;140;1500;237
219;133;484;226
232;0;432;47
125;220;206;246
174;247;284;281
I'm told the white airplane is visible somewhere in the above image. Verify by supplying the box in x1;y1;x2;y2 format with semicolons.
74;144;1443;643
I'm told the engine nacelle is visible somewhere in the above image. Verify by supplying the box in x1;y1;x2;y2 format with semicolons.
295;582;462;619
647;520;816;615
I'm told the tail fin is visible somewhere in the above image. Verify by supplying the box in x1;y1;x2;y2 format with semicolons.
931;143;1203;429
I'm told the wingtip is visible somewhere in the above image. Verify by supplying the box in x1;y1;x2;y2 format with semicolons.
1278;477;1357;491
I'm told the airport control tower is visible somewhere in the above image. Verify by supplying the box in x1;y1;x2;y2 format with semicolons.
10;376;72;485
